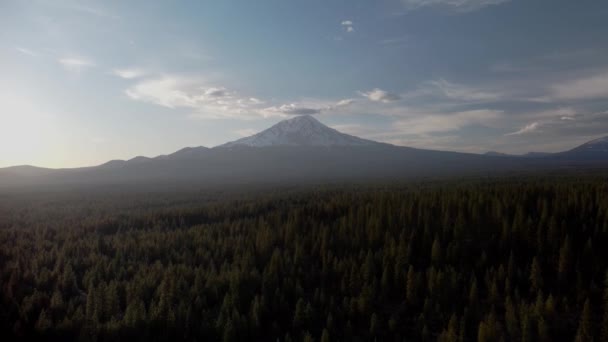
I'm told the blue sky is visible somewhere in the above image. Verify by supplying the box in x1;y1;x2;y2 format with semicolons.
1;0;608;167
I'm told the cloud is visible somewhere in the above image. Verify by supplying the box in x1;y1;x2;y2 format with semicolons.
360;88;401;102
393;109;503;135
58;57;95;73
422;79;502;102
262;104;322;116
125;76;269;119
335;99;355;107
234;128;258;137
548;71;608;101
204;87;229;97
505;122;540;136
15;47;37;57
61;3;121;20
124;76;350;119
112;68;147;79
341;20;354;33
401;0;510;12
261;98;355;116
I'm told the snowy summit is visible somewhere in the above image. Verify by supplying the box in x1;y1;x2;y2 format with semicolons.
219;115;378;148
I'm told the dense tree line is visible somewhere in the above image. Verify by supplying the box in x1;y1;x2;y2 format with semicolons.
1;177;608;341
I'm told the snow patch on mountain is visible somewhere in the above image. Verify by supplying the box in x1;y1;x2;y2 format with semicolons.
219;115;379;147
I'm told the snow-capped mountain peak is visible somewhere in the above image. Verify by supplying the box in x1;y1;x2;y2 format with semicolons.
219;115;379;148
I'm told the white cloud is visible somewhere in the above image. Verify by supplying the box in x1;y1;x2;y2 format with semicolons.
360;88;401;102
401;0;510;12
261;98;355;117
124;76;351;119
234;128;258;137
393;109;503;134
549;71;608;101
341;20;354;33
505;122;540;136
125;76;269;119
58;57;95;73
262;104;322;116
15;47;37;57
335;98;355;107
112;68;147;79
204;87;229;97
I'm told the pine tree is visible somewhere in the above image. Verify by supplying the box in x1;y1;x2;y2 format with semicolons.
35;309;52;333
431;237;442;265
558;236;571;282
477;321;489;342
293;298;306;330
530;257;543;293
406;265;416;305
321;328;330;342
223;318;236;342
369;312;379;336
505;296;519;339
602;271;608;342
537;316;549;342
575;298;593;342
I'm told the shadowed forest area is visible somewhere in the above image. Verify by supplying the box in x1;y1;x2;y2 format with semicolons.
1;177;608;341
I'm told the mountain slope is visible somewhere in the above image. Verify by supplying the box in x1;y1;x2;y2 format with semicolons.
1;117;607;189
219;115;378;147
556;136;608;160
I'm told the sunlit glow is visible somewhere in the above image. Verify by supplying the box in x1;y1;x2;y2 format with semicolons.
0;93;57;167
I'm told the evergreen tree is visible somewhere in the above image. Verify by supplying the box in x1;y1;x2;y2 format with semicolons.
574;299;593;342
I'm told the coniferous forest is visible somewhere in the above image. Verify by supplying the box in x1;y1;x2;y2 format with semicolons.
1;176;608;341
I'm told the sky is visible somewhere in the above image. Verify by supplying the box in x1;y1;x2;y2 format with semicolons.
1;0;608;168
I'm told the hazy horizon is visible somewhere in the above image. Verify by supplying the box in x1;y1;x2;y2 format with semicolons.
2;0;608;168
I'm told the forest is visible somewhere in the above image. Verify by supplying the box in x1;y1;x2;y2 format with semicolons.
1;176;608;341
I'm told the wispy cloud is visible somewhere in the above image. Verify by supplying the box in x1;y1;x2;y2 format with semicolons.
261;98;354;117
61;3;121;20
360;88;401;102
58;57;95;73
394;109;503;135
548;71;608;101
262;104;322;116
505;122;540;136
401;0;510;12
416;79;502;102
15;47;38;57
112;68;147;79
124;75;351;119
234;128;258;137
341;20;354;33
125;76;268;119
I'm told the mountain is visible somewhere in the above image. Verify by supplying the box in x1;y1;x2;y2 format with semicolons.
1;117;607;189
220;115;377;147
483;151;553;158
557;136;608;160
484;151;511;157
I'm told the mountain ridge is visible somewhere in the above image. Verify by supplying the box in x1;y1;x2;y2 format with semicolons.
1;116;607;189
